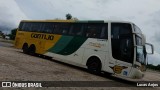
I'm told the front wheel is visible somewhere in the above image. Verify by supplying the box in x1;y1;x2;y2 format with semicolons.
87;59;101;74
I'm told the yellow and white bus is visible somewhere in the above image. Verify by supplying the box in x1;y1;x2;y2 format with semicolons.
15;20;154;79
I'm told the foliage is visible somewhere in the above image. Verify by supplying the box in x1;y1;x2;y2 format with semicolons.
9;28;17;40
66;13;72;20
147;64;160;71
0;30;5;38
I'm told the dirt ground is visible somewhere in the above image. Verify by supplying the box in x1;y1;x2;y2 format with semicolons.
0;41;159;90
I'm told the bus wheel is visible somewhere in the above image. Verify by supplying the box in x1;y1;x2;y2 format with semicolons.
28;44;36;56
87;58;101;74
22;43;29;54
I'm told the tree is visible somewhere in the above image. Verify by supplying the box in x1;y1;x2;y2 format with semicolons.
0;31;2;35
0;31;5;39
66;13;72;20
147;64;160;71
9;28;17;40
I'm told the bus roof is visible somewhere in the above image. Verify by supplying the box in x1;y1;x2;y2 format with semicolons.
21;20;133;24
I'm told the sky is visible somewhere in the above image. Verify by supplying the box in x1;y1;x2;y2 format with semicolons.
0;0;160;65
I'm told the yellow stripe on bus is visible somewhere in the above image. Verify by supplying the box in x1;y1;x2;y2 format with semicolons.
15;31;62;54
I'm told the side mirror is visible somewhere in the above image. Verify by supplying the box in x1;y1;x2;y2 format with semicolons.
145;43;154;54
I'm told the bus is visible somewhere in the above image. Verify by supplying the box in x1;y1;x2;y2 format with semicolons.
15;20;154;79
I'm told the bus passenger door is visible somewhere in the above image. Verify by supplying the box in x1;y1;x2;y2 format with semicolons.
110;23;133;77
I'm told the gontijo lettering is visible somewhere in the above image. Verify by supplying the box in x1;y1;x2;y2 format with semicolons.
31;33;54;40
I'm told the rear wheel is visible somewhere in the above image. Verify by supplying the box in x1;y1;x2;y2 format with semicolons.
87;58;101;74
22;43;29;54
28;45;36;56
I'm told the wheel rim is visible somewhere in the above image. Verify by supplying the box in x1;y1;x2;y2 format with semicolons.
89;62;98;71
88;60;101;73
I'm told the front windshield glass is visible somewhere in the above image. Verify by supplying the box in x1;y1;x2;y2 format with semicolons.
134;25;146;65
136;45;146;65
134;24;142;34
136;35;142;45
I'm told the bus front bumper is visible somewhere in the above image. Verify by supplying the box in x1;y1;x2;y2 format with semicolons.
130;68;145;79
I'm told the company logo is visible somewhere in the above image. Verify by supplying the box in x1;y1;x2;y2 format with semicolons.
1;82;42;88
2;82;11;87
31;33;54;40
110;65;128;74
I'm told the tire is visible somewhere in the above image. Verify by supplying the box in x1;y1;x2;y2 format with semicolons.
87;58;101;74
22;43;29;54
28;45;36;56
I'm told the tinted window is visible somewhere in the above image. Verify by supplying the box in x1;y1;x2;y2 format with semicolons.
69;23;84;36
23;22;32;31
111;23;133;63
136;35;142;45
100;24;108;39
31;22;42;32
21;22;42;32
84;23;108;39
21;22;26;31
85;24;103;38
134;24;142;34
54;23;71;35
60;23;71;35
136;46;145;65
41;23;54;33
111;23;131;39
18;22;108;38
19;22;24;30
54;23;61;34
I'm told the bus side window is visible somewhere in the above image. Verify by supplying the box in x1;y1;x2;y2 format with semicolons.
69;23;83;36
54;23;61;34
42;23;54;33
22;22;26;31
37;23;43;32
21;22;26;31
86;25;96;38
38;22;44;33
100;24;108;39
30;22;34;32
23;22;31;32
19;22;24;31
31;22;41;32
39;23;44;33
60;23;70;35
29;23;33;32
86;24;102;38
111;23;133;63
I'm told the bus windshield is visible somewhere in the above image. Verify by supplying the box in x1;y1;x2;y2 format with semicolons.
134;24;147;65
134;24;142;34
136;46;146;65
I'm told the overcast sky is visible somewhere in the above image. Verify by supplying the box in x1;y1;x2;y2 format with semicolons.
0;0;160;65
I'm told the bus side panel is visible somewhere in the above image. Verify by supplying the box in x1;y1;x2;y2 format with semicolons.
45;47;86;66
45;36;87;65
65;47;85;65
39;34;62;54
81;38;109;71
15;31;26;49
